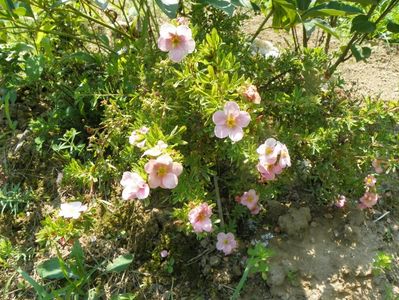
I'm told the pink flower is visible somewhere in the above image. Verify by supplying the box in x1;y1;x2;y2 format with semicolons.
335;195;346;208
160;250;169;258
372;159;383;174
243;85;261;104
364;175;376;187
139;126;149;134
188;203;213;233
240;189;259;210
257;162;276;181
129;131;139;145
277;142;291;168
158;23;195;63
359;192;379;209
176;17;189;26
216;232;237;255
212;101;251;142
59;201;87;219
144;154;183;189
120;172;150;200
257;138;281;164
250;205;261;215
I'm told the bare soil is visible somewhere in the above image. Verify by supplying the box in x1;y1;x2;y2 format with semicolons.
245;15;399;100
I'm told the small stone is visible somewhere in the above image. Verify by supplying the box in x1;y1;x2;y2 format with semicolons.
324;213;333;219
310;221;317;228
209;255;220;267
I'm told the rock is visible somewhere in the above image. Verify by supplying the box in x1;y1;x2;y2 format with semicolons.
266;200;287;223
267;263;286;286
278;207;311;237
209;255;220;267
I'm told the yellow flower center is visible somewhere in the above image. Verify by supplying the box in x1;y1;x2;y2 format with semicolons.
247;195;253;203
157;165;168;177
171;34;181;48
197;212;206;222
265;147;273;155
226;114;236;128
223;239;229;245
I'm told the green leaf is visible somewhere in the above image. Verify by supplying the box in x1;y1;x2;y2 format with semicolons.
231;0;252;8
37;258;65;280
155;0;178;18
296;0;311;11
106;254;134;273
17;269;51;299
202;0;235;16
311;19;340;39
350;45;371;62
345;0;377;5
302;1;363;19
351;15;376;33
13;7;26;16
387;21;399;33
70;240;84;264
25;55;45;82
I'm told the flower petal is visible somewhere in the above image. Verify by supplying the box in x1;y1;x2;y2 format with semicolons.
215;125;229;139
236;111;251;128
224;101;240;114
229;126;244;142
148;174;161;188
162;173;178;189
168;47;187;63
212;111;227;125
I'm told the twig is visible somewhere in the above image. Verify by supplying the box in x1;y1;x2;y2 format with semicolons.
373;211;390;223
186;248;214;265
214;175;225;228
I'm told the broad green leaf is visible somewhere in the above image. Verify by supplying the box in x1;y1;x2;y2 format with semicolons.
387;21;399;33
155;0;178;18
17;269;51;299
202;0;235;16
345;0;377;5
350;45;371;62
106;254;134;273
231;0;252;8
25;55;44;82
37;258;64;279
296;0;311;11
302;2;363;19
351;15;376;33
13;7;26;16
304;19;339;40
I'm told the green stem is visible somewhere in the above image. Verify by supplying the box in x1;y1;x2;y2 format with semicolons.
231;265;251;300
213;175;225;228
250;8;274;43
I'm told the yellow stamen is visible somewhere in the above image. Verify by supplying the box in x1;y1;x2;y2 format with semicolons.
226;114;236;128
157;165;168;177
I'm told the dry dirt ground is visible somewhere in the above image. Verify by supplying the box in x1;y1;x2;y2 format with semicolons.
245;15;399;101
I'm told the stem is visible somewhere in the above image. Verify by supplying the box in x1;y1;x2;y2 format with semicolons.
302;24;308;48
292;27;300;52
213;175;225;228
324;17;336;54
250;8;274;43
231;265;251;300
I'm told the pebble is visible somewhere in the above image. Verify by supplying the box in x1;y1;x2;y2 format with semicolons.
209;255;220;267
324;213;333;219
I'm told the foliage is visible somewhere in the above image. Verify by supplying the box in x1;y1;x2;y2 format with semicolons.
373;251;393;275
0;184;33;215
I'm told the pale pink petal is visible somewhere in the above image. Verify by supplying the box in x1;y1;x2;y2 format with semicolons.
168;47;187;63
162;173;178;189
176;25;192;38
136;184;150;199
201;219;212;232
212;111;227;125
144;161;155;173
148;174;161;188
184;39;196;53
158;37;171;52
122;186;136;200
229;126;244;142
159;23;176;37
236;111;251;127
215;125;230;139
172;162;183;176
120;171;133;187
224;101;240;114
256;144;266;155
157;154;173;165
